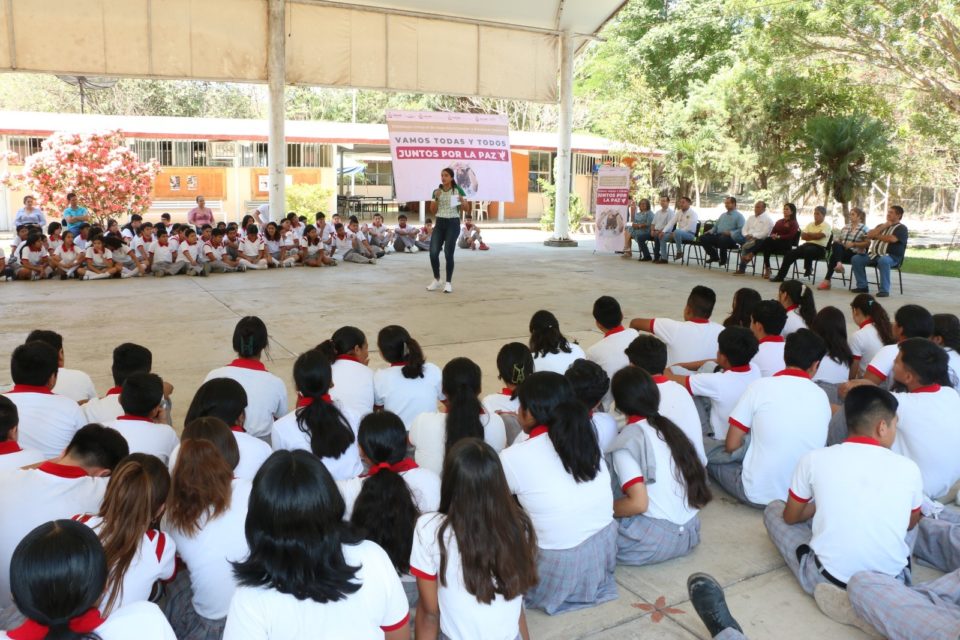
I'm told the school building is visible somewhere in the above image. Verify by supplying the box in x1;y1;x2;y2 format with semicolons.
0;111;663;230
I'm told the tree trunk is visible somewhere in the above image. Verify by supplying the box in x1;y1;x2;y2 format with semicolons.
693;169;701;208
842;200;850;225
758;171;769;190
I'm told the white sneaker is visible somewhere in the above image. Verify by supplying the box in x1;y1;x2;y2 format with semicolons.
386;245;395;254
426;279;442;291
120;270;133;279
443;282;453;293
82;273;91;281
411;246;420;253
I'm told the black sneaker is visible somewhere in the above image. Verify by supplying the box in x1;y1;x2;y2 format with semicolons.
851;287;869;294
877;291;890;297
687;573;743;637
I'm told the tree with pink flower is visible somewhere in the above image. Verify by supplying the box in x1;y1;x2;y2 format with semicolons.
1;130;160;227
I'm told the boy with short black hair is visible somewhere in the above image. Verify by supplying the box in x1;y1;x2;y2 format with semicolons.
149;229;186;277
458;213;489;251
365;213;395;253
25;329;97;403
393;213;420;253
105;372;179;463
587;296;639;409
416;218;433;251
863;304;934;386
749;300;788;377
629;286;724;371
0;395;43;471
83;343;161;425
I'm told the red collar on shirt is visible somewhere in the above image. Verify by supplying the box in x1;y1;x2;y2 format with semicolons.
500;387;514;396
759;335;785;344
297;394;333;408
604;326;626;337
726;365;752;373
336;355;362;363
9;608;105;640
773;368;811;379
231;425;246;433
365;458;419;477
8;384;52;394
528;425;549;438
158;240;168;247
105;386;122;396
785;304;799;312
0;441;23;455
229;358;267;372
651;375;668;384
845;436;882;447
626;415;646;424
37;461;87;479
858;319;874;329
911;384;942;394
688;318;709;324
391;362;408;367
116;415;152;422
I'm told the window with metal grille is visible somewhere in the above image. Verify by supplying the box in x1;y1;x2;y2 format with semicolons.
7;136;45;162
528;151;553;192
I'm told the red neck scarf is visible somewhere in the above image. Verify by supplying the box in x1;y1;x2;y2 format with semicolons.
529;425;549;438
366;458;419;476
297;394;333;408
626;415;646;424
9;608;105;640
604;326;626;338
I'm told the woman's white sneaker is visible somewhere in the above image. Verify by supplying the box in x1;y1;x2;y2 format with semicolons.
426;279;442;291
443;282;453;293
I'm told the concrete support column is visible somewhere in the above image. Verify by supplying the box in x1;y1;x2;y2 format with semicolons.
0;135;9;231
267;0;286;223
419;201;426;224
498;201;505;222
545;31;577;247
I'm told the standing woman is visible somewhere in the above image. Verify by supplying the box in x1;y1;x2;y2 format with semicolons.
426;167;471;294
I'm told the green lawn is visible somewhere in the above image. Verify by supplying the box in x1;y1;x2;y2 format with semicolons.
903;248;960;278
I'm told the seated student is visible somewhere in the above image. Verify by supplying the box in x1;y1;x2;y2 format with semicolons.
848;293;896;379
862;304;934;387
0;395;43;471
50;229;81;279
103;235;146;278
665;326;760;441
317;326;375;423
609;367;712;565
723;288;761;329
748;300;788;377
393;213;420;253
132;222;154;267
163;418;250;640
845;567;960;640
26;329;97;403
586;296;640;408
328;222;375;264
3;341;86;459
416;218;434;251
223;450;411;640
78;234;120;281
3;519;177;640
481;342;534;417
73;454;176;614
223;225;241;261
348;215;384;261
851;205;909;298
14;230;51;281
0;424;128;609
314;211;335;244
74;222;92;252
769;205;831;282
203;316;287;440
122;213;143;243
237;224;269;270
411;439;537;640
299;224;336;267
500;372;617;615
629;285;724;372
625;335;708;465
278;219;301;267
148;229;186;277
458;213;489;251
271;350;362;480
175;228;208;276
84;343;158;425
810;307;854;386
374;325;443;429
202;227;242;272
708;329;831;508
777;280;816;336
365;213;395;253
168;224;185;253
529;309;586;374
260;221;282;266
763;386;922;598
45;220;62;253
817;205;869;290
104;373;179;464
410;358;507;476
886;339;960;499
564;359;618;454
179;378;272;481
933;313;960;386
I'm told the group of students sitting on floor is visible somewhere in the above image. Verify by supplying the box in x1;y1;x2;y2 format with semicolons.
620;195;909;298
0;284;959;639
1;206;489;280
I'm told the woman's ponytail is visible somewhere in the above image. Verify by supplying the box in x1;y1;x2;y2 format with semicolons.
647;412;712;509
442;358;484;455
294;350;354;459
402;336;426;379
378;325;426;379
546;399;600;482
351;470;418;574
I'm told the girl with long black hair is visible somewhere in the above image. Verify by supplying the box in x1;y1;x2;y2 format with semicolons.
609;367;711;566
933;313;960;386
373;325;443;429
778;279;817;336
272;350;362;480
848;293;895;378
528;310;585;374
426;167;471;294
810;306;854;384
499;371;617;615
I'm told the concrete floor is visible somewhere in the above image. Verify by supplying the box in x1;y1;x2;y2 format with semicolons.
2;229;957;639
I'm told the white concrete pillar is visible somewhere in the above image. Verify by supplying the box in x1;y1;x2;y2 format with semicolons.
546;31;577;247
0;135;9;231
498;201;505;222
419;201;426;224
267;0;286;223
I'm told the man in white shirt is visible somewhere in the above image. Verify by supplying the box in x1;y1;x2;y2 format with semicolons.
105;373;180;464
650;195;676;263
585;296;640;410
629;285;724;371
0;423;128;608
26;329;97;403
733;201;774;274
3;341;86;459
708;329;830;508
660;196;698;263
763;385;921;602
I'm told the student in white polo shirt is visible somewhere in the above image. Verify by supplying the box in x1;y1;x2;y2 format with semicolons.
862;304;934;386
481;342;533;417
203;228;242;272
777;280;817;337
499;372;618;615
624;336;708;465
3;341;85;459
848;295;894;378
749;300;788;377
933;313;960;387
224;450;411;640
104;373;179;464
318;325;376;422
529;309;586;374
410;438;538;640
585;296;640;409
237;224;269;270
203;316;287;441
148;229;185;277
73;453;176;614
0;424;128;609
272;350;362;480
175;228;208;276
629;286;725;372
888;338;960;499
708;329;831;508
665;326;760;441
609;367;712;566
0;396;43;471
3;519;177;640
810;307;854;386
179;378;271;481
763;386;922;598
84;343;156;425
26;329;97;403
373;325;443;429
163;418;250;639
564;359;619;454
410;358;507;475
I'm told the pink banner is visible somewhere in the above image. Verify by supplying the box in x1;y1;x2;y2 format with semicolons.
594;166;631;253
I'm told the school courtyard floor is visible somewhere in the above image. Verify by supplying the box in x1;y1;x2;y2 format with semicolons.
2;229;959;639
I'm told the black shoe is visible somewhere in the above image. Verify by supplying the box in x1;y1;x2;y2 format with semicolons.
687;573;743;637
851;287;869;294
639;257;652;262
803;271;812;278
705;257;717;264
877;291;890;297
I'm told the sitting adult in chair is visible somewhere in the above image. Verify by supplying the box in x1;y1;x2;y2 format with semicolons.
620;199;655;261
659;196;698;264
817;207;869;290
851;205;908;298
701;196;745;265
769;205;832;282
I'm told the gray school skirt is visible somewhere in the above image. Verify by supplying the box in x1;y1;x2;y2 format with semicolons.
617;513;701;566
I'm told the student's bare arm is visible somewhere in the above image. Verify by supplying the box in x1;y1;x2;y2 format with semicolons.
838;378;874;399
908;509;922;531
662;369;690;387
614;481;649;518
414;578;441;640
725;425;746;454
385;625;410;640
629;318;653;333
519;609;531;640
672;359;711;372
783;495;815;524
